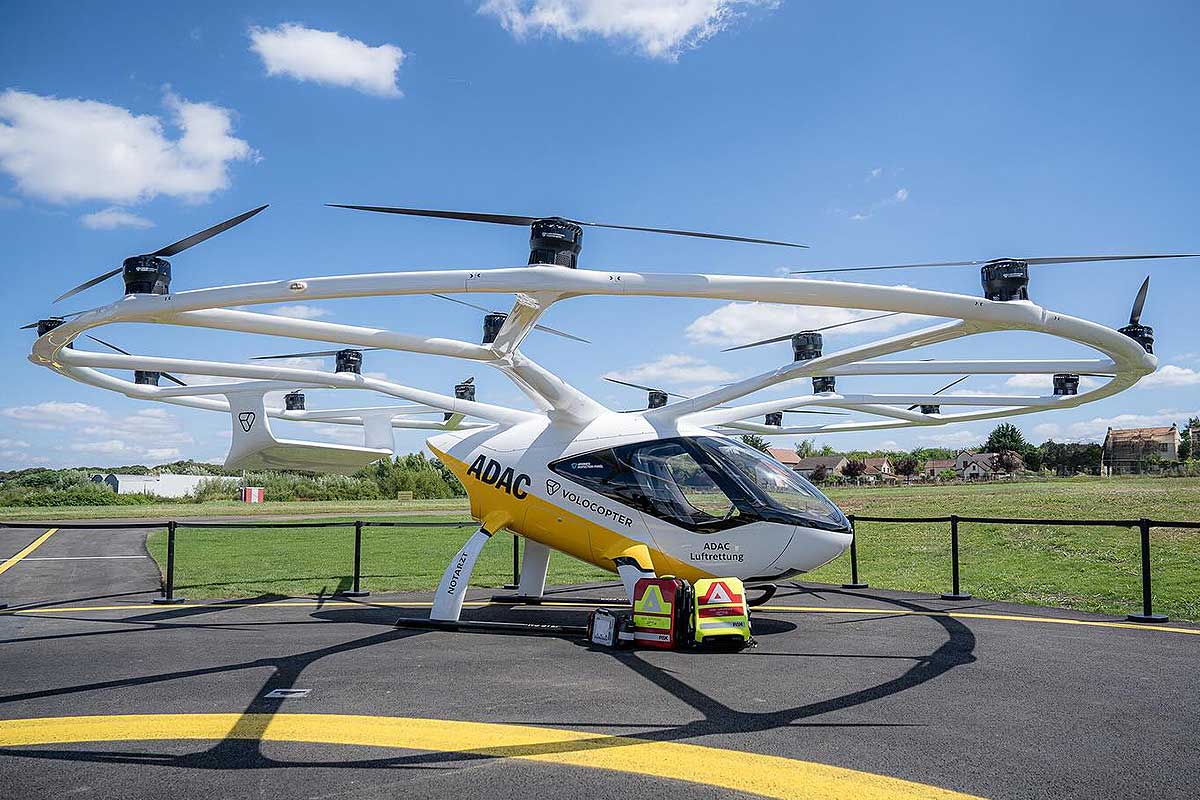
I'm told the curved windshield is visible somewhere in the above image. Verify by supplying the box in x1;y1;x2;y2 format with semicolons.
549;436;848;533
695;437;847;528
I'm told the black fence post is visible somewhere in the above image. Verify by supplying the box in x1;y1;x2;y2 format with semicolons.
941;514;971;600
152;520;186;604
842;514;868;589
339;521;370;598
502;534;520;590
1127;518;1167;623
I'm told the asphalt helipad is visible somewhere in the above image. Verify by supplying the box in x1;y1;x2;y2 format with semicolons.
1;525;1198;799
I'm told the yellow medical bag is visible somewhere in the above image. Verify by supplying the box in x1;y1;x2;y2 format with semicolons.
691;577;752;648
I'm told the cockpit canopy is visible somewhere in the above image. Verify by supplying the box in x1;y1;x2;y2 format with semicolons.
550;435;849;534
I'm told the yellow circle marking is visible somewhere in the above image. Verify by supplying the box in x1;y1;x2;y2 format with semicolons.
3;598;1196;636
0;713;981;800
0;528;59;576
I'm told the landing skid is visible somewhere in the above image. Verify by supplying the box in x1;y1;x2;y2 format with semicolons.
394;616;586;636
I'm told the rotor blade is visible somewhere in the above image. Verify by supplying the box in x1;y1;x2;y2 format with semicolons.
432;293;499;315
603;377;688;398
792;253;1200;275
329;204;807;248
462;376;475;385
53;267;123;304
86;335;188;386
329;205;536;227
580;221;806;248
907;375;969;410
251;347;383;360
531;322;591;344
151;204;269;258
18;321;39;330
723;312;903;352
1129;276;1150;326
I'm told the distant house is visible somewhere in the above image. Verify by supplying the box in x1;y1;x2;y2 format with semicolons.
1102;425;1180;474
794;456;848;478
768;448;801;468
91;473;233;498
955;451;997;479
861;457;896;483
923;458;956;479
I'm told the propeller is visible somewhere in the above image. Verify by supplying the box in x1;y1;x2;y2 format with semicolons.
1128;276;1150;326
431;294;590;343
790;253;1200;276
907;375;968;411
328;204;807;249
723;312;902;352
603;377;847;415
54;205;269;303
19;305;109;330
85;335;187;386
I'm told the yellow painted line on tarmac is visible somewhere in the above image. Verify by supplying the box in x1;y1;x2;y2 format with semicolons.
0;713;982;800
2;597;1196;637
0;528;58;577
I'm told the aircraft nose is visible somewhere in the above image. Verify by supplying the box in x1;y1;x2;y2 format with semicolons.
783;526;853;573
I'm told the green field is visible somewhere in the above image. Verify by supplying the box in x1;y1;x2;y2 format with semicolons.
0;497;468;522
91;477;1200;620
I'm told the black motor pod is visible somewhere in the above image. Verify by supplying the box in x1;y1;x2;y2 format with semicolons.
765;412;783;427
791;331;823;362
445;381;477;421
284;391;306;410
134;370;161;386
812;376;836;393
335;349;362;374
36;317;72;348
1053;374;1080;396
920;404;941;415
122;255;172;295
1118;324;1154;354
980;259;1029;302
483;313;507;344
648;390;669;409
528;218;583;269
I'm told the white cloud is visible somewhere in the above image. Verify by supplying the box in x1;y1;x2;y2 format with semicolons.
917;429;980;447
0;90;253;205
849;212;870;222
1137;365;1200;388
894;188;909;202
80;206;154;230
1;400;104;428
0;438;30;448
867;168;882;180
606;354;736;386
265;304;331;320
685;302;919;347
3;401;194;462
249;23;405;97
479;0;778;61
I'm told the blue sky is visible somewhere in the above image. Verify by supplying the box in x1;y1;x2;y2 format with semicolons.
1;0;1198;469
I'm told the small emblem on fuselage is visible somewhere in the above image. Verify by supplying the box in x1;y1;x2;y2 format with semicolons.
238;412;255;432
546;479;561;497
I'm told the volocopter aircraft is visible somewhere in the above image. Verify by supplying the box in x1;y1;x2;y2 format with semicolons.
23;204;1195;623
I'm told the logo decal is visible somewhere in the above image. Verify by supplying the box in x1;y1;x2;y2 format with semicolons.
546;479;561;497
465;455;531;499
238;412;256;433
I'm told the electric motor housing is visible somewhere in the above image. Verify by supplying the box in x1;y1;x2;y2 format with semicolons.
134;370;161;386
920;404;941;415
765;411;783;427
528;218;583;269
792;331;823;362
1118;323;1154;354
1053;373;1080;396
335;349;363;374
483;313;507;344
122;255;172;295
36;318;66;336
980;260;1029;302
648;390;669;409
284;391;306;410
455;382;476;402
812;375;836;393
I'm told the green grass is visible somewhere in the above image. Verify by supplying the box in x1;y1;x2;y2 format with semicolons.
808;476;1200;620
146;516;610;599
56;476;1200;620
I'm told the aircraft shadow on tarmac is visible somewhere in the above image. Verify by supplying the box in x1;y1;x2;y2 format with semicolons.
0;586;977;772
